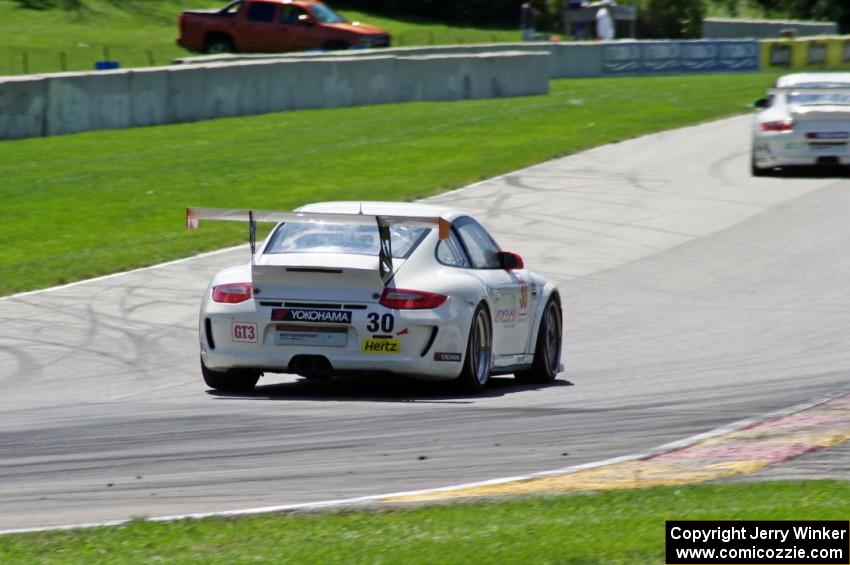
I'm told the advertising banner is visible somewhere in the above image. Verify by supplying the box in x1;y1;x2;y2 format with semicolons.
602;40;760;75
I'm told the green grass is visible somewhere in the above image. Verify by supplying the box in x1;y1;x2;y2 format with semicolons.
0;0;518;76
0;0;213;75
339;9;519;47
0;481;847;563
0;72;780;297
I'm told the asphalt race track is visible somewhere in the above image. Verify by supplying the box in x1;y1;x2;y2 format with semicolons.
1;115;849;530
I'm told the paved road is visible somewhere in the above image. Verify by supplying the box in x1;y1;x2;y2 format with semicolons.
1;116;848;530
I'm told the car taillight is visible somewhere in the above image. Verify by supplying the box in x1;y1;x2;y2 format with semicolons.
380;288;447;310
761;120;793;132
212;283;252;304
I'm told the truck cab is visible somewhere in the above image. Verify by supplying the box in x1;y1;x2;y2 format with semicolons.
177;0;391;54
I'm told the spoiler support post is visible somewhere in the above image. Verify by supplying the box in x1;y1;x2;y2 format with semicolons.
249;210;256;264
376;219;393;285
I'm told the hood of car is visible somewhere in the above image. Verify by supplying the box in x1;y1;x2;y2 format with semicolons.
325;22;387;36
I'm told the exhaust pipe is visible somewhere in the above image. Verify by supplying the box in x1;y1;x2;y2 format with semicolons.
817;156;840;166
289;355;333;379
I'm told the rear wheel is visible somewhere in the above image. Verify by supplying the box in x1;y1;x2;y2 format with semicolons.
201;358;259;391
323;40;351;51
516;296;562;384
204;35;234;54
455;303;492;393
751;156;771;177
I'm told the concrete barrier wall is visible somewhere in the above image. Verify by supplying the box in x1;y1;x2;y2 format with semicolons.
13;32;848;142
45;71;132;136
129;67;171;128
175;39;762;79
704;17;837;39
0;76;46;139
0;51;549;140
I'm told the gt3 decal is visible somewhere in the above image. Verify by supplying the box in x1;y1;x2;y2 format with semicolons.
362;338;400;354
434;352;462;362
231;322;258;343
272;308;352;324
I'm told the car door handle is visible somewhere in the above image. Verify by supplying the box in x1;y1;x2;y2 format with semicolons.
492;290;501;298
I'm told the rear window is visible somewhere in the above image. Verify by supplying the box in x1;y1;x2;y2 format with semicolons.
309;3;346;24
788;92;850;106
247;2;276;22
265;222;428;259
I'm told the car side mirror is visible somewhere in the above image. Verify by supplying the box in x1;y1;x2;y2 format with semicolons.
299;15;315;26
498;251;524;270
754;98;768;109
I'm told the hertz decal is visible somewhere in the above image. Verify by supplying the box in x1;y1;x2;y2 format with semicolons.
362;338;400;354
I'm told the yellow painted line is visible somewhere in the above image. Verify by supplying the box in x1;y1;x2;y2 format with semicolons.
758;431;850;449
382;460;765;503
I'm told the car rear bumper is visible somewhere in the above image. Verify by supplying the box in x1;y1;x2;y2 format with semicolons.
202;348;462;380
753;136;850;168
200;298;471;381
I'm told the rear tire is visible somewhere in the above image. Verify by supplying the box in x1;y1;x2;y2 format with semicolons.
323;40;351;51
455;303;492;393
204;35;234;54
201;358;259;391
515;296;562;384
751;156;771;177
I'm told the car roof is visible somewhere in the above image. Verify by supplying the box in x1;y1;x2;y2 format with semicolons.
296;201;466;222
776;73;850;89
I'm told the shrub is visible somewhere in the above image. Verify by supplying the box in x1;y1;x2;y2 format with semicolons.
635;0;704;39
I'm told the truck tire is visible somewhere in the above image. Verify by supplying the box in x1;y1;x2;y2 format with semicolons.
323;40;351;51
204;35;234;54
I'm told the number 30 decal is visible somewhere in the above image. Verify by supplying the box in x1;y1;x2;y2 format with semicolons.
367;313;395;333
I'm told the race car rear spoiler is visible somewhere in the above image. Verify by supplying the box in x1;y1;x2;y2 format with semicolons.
186;207;450;285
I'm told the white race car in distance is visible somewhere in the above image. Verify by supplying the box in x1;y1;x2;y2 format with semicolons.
752;72;850;176
188;202;563;393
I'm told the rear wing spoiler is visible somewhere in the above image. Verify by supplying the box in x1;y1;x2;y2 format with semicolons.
186;207;450;285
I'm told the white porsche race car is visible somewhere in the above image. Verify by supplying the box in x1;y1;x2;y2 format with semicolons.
188;201;563;393
752;72;850;175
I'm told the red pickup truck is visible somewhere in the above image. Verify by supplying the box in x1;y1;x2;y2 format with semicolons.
177;0;391;54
